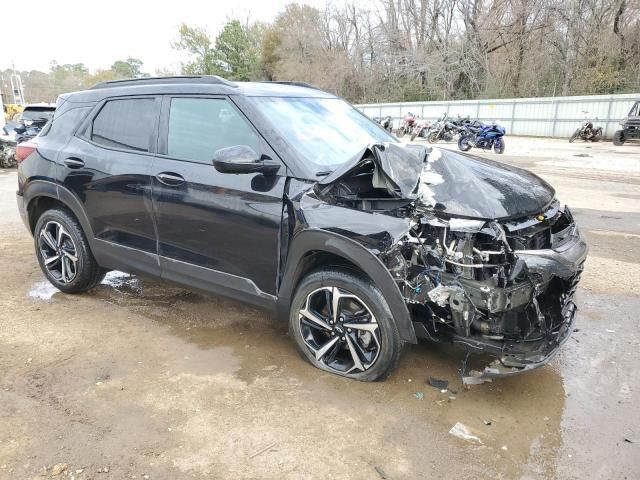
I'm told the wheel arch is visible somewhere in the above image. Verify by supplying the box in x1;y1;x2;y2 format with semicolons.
24;181;95;243
277;229;417;344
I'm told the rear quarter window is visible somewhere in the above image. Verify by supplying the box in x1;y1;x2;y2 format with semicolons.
91;98;156;152
40;106;91;138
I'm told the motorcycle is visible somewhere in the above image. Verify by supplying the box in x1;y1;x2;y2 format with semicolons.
569;120;602;142
410;119;431;140
426;114;460;143
397;112;417;137
458;121;506;154
379;115;393;133
0;133;17;168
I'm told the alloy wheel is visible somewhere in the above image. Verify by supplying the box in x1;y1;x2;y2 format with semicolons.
298;286;381;374
38;221;79;284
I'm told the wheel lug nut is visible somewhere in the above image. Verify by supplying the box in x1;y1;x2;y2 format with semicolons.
341;336;345;341
347;328;352;333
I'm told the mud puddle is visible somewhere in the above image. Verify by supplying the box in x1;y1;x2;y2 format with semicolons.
46;270;571;477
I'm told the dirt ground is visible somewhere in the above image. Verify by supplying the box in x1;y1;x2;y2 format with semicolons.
1;136;639;480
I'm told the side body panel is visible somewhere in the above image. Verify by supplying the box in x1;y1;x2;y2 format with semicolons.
152;94;287;296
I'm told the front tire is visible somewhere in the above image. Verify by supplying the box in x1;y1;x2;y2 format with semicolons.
613;130;625;146
289;269;403;381
458;135;472;152
569;129;580;143
34;208;106;293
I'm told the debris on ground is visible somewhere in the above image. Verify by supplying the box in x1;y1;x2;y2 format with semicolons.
462;371;493;385
414;391;424;400
51;463;67;476
483;419;492;426
448;422;483;444
374;465;388;479
573;153;592;157
427;377;449;390
249;441;277;459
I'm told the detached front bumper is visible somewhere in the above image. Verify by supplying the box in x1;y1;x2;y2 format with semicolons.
455;229;587;381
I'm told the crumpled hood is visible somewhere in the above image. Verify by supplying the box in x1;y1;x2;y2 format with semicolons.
318;143;555;220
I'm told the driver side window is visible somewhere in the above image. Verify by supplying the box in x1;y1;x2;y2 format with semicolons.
167;97;262;163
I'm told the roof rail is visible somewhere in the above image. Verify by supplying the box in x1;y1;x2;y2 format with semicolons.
260;81;322;91
89;75;238;90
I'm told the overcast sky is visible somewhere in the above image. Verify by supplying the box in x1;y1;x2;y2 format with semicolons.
2;0;329;73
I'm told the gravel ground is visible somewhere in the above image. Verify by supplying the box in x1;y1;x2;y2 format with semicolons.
0;136;639;479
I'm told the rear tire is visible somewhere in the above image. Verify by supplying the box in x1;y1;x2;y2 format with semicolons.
34;208;106;293
289;269;403;382
591;129;602;142
410;131;418;141
494;137;505;154
427;131;439;143
613;130;625;146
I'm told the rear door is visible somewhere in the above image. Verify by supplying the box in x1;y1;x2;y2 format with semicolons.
61;96;161;275
151;95;286;301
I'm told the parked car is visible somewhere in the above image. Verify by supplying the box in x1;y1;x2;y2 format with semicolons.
17;76;587;382
613;100;640;145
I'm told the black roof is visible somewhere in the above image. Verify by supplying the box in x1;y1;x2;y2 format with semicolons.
62;75;334;103
89;75;237;90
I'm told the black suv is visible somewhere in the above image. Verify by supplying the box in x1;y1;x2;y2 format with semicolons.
17;76;587;381
613;100;640;146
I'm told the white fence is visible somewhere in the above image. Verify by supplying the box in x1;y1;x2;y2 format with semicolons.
356;93;639;138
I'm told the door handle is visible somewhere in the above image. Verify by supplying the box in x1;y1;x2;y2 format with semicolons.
156;172;185;186
64;157;85;169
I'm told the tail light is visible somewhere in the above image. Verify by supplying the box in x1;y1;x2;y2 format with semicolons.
15;141;37;164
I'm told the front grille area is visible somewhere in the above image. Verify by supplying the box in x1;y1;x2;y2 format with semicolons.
507;227;551;250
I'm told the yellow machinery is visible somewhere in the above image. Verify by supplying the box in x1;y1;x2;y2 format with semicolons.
4;103;24;121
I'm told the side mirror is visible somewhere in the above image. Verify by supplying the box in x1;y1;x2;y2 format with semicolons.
212;145;280;175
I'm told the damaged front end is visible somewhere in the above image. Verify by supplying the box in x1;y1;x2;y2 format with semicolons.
315;143;587;380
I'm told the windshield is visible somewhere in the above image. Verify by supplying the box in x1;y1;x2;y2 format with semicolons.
253;97;397;173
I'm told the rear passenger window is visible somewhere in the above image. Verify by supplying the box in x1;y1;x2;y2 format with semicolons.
91;98;156;152
167;98;261;163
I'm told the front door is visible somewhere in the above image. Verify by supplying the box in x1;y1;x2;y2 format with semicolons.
152;96;286;301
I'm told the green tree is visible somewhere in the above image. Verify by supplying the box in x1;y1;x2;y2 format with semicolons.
261;25;281;80
110;57;144;78
171;23;216;75
212;20;263;81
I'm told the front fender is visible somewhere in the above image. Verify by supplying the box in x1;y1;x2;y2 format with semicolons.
277;229;417;344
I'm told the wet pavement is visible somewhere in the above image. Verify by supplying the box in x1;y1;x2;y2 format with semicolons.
1;137;639;479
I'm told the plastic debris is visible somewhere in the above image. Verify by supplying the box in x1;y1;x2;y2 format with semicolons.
414;391;424;400
448;422;483;444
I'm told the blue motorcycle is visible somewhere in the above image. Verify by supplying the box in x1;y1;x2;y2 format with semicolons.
457;121;506;154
